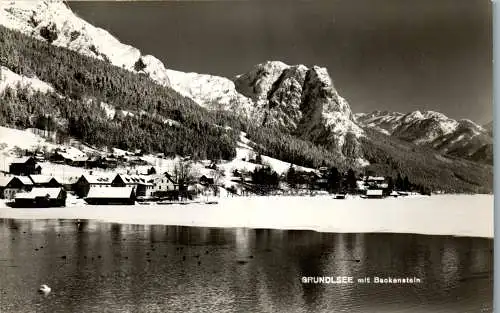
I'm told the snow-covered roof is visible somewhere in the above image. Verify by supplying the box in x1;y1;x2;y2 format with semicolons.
17;176;34;185
366;189;383;196
57;152;88;162
0;175;33;187
15;188;63;199
10;156;34;164
29;175;59;184
117;174;154;186
86;187;134;199
81;174;113;185
55;176;80;185
366;176;385;181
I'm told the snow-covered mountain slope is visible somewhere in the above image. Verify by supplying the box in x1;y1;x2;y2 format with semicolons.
165;69;254;116
355;110;492;163
0;0;170;87
0;66;55;94
355;110;461;144
235;61;364;161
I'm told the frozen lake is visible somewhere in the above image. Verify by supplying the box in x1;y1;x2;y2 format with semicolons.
0;219;493;313
0;195;493;238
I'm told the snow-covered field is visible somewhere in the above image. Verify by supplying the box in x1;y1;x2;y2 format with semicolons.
0;194;493;238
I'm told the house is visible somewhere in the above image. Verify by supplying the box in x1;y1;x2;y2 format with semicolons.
9;157;40;176
74;174;114;198
29;175;61;188
112;174;155;197
365;189;384;199
85;187;136;205
199;175;215;186
14;187;66;207
152;173;179;199
55;176;80;193
51;150;88;167
0;176;33;199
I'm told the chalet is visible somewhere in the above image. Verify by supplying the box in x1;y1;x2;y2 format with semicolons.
51;150;88;167
14;187;66;207
74;174;113;198
85;187;136;205
365;189;384;199
9;157;40;176
151;173;178;199
0;176;33;199
29;175;62;188
112;174;154;197
199;175;215;186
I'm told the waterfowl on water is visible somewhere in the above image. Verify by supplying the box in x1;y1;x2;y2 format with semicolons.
38;284;51;296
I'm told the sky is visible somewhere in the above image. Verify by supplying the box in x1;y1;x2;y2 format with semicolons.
68;0;492;124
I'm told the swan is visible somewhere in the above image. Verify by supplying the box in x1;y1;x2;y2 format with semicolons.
38;284;51;296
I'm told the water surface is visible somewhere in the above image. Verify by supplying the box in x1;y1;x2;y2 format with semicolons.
0;219;493;312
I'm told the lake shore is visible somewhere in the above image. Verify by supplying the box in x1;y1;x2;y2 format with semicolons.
0;194;493;238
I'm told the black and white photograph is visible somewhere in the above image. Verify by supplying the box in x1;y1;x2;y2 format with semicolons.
0;0;494;312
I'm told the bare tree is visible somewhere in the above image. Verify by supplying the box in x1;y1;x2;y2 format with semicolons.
173;160;195;200
211;168;225;197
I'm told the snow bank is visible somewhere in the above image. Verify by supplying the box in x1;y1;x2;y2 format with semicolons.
0;195;492;238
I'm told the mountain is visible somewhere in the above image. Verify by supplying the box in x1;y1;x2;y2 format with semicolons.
0;0;170;86
235;61;365;164
355;110;493;164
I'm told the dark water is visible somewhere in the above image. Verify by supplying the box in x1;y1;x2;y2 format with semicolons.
0;219;493;313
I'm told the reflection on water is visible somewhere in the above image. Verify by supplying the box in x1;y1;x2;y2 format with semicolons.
0;219;493;313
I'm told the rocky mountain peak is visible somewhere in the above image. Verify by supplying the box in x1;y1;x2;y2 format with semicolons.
234;61;364;163
234;60;290;101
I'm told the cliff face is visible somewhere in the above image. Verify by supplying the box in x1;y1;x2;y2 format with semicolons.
235;61;364;161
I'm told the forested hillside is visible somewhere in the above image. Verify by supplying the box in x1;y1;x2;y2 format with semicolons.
360;128;492;193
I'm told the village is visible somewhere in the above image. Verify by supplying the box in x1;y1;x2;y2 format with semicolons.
0;141;424;208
